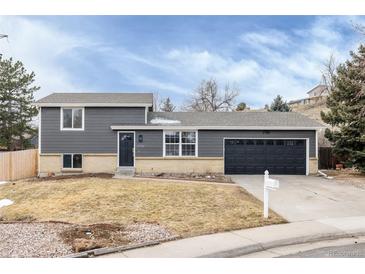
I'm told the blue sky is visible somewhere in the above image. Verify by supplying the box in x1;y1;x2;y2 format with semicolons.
0;16;364;108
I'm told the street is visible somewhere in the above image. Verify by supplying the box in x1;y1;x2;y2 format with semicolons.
239;236;365;258
280;243;365;258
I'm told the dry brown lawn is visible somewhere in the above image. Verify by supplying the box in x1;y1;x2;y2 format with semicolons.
0;177;285;237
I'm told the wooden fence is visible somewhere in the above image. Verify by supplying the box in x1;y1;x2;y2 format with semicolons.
0;149;38;181
319;147;337;170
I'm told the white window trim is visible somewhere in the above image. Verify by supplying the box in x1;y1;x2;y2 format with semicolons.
62;153;83;169
60;107;85;131
163;130;198;157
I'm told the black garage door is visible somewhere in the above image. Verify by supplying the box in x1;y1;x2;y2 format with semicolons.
224;139;306;175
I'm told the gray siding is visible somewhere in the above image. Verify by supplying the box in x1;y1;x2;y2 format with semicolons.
41;107;145;153
134;130;316;158
198;130;316;158
41;107;317;159
135;130;163;157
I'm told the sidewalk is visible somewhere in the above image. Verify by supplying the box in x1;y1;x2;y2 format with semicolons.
101;215;365;258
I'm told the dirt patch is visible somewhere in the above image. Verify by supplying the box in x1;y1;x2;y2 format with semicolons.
61;223;129;253
60;222;174;253
321;169;365;189
135;173;233;184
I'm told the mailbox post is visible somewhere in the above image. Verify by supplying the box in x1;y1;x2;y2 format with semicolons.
263;170;279;218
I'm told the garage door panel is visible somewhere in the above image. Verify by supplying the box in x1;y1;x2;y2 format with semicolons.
224;139;306;175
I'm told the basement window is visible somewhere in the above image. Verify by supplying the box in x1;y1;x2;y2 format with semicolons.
63;154;83;169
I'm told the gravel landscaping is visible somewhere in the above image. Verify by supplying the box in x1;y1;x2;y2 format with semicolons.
0;222;73;257
124;223;174;243
0;222;174;257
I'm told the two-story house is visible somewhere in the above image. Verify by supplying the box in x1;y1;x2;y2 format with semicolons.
35;92;323;177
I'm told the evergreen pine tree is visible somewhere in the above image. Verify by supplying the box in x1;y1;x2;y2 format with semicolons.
268;95;291;112
321;45;365;172
236;102;247;111
0;57;39;150
160;97;176;112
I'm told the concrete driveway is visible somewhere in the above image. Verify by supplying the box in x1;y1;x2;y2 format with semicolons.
232;175;365;222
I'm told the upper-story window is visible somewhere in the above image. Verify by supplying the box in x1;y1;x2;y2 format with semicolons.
61;108;84;130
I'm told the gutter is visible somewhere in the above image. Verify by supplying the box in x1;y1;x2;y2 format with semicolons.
32;103;153;107
110;125;326;130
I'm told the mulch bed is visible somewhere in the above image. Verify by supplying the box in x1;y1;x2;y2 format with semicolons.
134;173;233;184
32;173;113;182
30;172;232;184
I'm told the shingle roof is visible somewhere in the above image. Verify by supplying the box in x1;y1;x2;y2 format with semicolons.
145;111;324;128
35;92;153;106
306;84;327;94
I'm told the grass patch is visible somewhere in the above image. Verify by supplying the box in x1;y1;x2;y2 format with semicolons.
0;177;285;237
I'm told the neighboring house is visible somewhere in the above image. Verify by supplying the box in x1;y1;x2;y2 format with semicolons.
289;84;332;148
307;84;330;97
34;92;324;176
289;84;329;107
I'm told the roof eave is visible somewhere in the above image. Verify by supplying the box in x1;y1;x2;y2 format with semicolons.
110;125;325;130
33;103;153;107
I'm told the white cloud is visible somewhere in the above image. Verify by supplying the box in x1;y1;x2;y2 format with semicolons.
241;29;291;48
0;16;88;99
165;49;260;83
0;16;362;109
166;49;226;73
130;75;188;95
162;16;363;108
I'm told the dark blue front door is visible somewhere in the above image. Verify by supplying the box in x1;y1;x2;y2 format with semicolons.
119;133;134;166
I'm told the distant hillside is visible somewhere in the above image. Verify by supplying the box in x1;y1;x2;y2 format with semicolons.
291;100;332;147
291;100;328;123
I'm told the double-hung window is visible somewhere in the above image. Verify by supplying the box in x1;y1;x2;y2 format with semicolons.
164;131;197;157
61;108;84;130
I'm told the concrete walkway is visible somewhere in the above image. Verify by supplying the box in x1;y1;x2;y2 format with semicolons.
102;215;365;258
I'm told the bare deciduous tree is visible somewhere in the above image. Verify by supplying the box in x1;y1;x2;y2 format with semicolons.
353;22;365;36
321;54;337;93
185;79;239;112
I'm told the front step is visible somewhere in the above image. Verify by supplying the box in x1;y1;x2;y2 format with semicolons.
114;167;135;178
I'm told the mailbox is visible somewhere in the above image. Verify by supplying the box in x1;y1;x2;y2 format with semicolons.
263;170;280;218
264;178;279;190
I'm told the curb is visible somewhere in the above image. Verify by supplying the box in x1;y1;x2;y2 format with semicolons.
63;236;178;258
198;231;365;258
